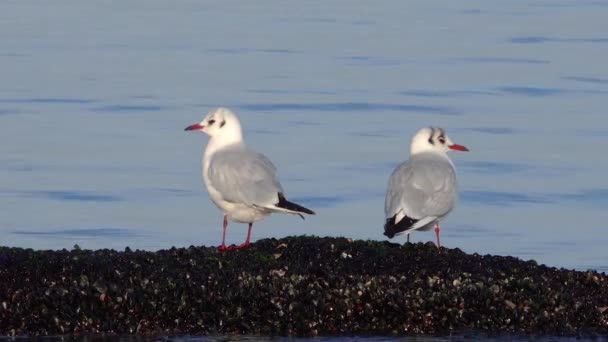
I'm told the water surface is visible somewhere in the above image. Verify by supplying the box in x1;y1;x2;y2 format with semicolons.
1;0;607;271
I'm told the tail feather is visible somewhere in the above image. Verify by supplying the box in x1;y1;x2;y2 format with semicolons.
275;193;315;219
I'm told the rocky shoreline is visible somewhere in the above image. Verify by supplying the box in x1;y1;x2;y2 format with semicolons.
1;236;607;337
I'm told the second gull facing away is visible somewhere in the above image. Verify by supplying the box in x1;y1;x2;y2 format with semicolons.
384;127;468;248
185;107;315;251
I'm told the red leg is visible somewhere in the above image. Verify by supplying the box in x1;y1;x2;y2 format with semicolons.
236;223;253;249
434;223;441;249
218;215;232;251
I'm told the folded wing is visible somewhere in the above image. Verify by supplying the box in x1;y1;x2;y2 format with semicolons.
207;147;283;207
385;155;457;233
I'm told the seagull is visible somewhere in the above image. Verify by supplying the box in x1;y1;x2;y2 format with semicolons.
185;107;315;251
384;126;468;248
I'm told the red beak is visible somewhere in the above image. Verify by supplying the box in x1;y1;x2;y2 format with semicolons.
184;123;204;131
449;144;469;152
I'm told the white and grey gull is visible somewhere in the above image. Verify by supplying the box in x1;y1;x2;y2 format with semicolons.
185;107;315;251
384;127;468;248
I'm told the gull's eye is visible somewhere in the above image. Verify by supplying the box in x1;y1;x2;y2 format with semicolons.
208;119;216;125
438;136;446;144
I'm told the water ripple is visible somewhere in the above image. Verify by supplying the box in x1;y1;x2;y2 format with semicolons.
461;190;551;206
0;108;20;115
352;20;375;26
463;127;515;135
21;190;122;202
92;105;168;112
208;48;297;54
445;225;520;238
460;161;531;175
348;130;397;138
399;89;499;98
341;161;396;174
509;36;608;44
12;228;139;237
497;86;608;96
0;160;134;174
451;57;550;64
575;129;608;137
497;86;567;96
291;195;347;208
553;189;608;206
0;98;97;104
287;120;322;127
562;76;608;85
460;160;577;178
336;56;401;66
238;103;459;115
248;89;337;95
2;162;43;172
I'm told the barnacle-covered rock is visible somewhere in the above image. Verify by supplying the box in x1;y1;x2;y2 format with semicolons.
0;236;607;337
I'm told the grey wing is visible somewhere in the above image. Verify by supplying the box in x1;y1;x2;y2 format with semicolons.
418;161;457;217
207;148;283;207
385;161;415;218
385;159;457;220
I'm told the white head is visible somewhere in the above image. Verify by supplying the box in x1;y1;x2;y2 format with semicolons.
410;126;469;155
184;107;243;144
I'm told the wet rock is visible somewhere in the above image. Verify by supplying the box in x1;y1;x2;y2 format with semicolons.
0;236;607;337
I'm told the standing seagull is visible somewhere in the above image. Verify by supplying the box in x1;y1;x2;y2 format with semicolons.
185;107;315;251
384;127;468;248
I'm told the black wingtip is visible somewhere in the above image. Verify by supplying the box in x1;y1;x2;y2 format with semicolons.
383;229;396;239
277;193;315;216
384;214;417;239
383;219;397;239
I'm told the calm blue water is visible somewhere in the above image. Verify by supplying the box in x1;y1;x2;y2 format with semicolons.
1;0;608;277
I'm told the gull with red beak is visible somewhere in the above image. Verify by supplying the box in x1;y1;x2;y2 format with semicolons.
185;107;315;251
384;126;468;248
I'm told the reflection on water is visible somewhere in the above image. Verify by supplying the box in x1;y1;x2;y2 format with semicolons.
0;0;607;272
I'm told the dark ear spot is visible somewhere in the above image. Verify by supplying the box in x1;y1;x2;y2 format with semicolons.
437;128;446;144
220;120;226;128
428;133;435;145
